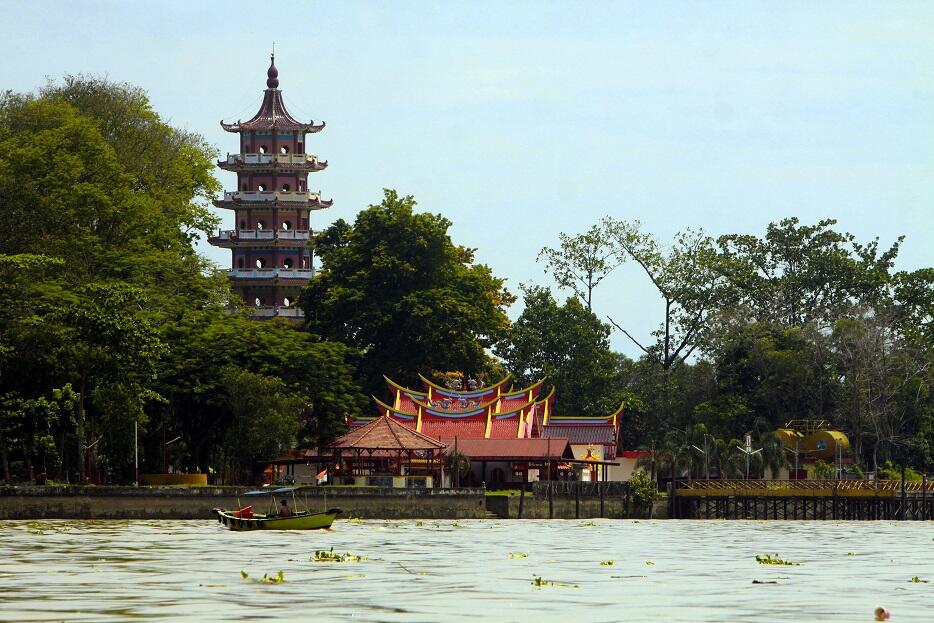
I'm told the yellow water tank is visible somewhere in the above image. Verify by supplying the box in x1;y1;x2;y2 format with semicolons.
776;428;804;449
802;430;850;461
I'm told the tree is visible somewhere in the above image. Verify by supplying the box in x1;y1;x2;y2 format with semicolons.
717;217;901;328
604;221;729;373
49;284;165;482
495;286;628;415
153;311;366;475
302;189;514;395
537;219;621;310
219;367;304;485
831;312;932;471
0;79;226;482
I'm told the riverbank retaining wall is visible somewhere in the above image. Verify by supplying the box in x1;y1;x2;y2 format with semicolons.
484;494;667;519
0;486;488;520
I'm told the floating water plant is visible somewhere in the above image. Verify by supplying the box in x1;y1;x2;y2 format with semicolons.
578;521;597;527
240;570;285;584
909;576;928;583
415;521;424;527
508;552;528;559
347;518;365;525
644;561;655;566
313;547;366;563
756;554;800;566
532;575;579;589
600;560;615;566
848;552;857;556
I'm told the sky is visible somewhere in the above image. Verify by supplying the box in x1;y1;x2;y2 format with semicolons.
2;1;932;356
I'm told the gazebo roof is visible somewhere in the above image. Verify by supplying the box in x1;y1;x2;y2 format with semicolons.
329;415;446;451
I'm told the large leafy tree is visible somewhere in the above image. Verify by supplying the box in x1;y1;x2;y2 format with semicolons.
153;312;365;474
0;78;235;483
495;286;630;415
301;189;514;395
717;217;901;328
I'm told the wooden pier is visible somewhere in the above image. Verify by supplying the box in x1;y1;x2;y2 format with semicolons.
672;479;933;520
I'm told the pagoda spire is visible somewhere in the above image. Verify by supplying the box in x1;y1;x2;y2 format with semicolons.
266;49;279;89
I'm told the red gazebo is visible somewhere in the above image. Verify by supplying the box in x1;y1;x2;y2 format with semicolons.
328;415;447;487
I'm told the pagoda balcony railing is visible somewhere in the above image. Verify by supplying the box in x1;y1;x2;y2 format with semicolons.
212;229;311;242
251;306;305;318
222;190;320;203
228;268;315;280
225;153;320;166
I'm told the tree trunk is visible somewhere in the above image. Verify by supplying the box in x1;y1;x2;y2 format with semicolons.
76;373;87;483
0;422;10;482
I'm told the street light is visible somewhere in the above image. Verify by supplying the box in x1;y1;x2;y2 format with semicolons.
782;437;800;480
691;443;710;481
735;444;762;480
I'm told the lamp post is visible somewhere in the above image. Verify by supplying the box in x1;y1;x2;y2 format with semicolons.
164;435;182;473
691;443;709;481
735;444;763;480
783;437;800;480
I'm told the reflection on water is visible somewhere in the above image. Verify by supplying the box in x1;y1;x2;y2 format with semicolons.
0;519;931;622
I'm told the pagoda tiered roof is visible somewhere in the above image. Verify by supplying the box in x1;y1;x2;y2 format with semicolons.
220;55;325;134
212;190;333;210
217;154;328;173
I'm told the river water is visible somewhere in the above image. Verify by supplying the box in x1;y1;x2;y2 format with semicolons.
0;518;931;622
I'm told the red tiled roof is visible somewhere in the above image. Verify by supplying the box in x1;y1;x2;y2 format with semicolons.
329;415;445;451
420;417;487;439
489;416;521;439
446;438;573;460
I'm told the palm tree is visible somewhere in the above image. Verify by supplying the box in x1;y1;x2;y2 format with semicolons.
751;418;789;479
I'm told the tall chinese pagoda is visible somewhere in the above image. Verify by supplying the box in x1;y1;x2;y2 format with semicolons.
210;53;332;318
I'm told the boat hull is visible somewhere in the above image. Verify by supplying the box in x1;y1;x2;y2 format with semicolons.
213;508;341;531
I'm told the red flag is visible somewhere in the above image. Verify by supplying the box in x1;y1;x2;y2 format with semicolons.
316;468;328;484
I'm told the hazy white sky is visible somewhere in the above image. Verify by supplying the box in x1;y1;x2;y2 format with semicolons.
2;1;932;355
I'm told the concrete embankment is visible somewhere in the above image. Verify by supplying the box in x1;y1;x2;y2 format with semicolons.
484;493;666;519
0;486;487;520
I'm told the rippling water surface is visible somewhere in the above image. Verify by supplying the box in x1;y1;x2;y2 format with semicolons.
1;518;931;622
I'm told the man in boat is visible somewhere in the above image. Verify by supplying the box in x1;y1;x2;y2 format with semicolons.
279;498;294;517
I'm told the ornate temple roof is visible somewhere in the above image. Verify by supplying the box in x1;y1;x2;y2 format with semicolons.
221;55;326;134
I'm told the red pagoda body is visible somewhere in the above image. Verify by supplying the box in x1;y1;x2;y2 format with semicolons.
210;54;331;318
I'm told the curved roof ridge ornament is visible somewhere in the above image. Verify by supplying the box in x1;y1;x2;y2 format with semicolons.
499;378;545;398
418;373;511;394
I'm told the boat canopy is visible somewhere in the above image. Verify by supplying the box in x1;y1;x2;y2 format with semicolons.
244;487;298;496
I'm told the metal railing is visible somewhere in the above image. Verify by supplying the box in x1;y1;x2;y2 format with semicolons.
225;153;321;166
221;190;320;203
228;268;314;280
251;306;304;318
676;479;933;492
533;480;630;497
212;229;311;241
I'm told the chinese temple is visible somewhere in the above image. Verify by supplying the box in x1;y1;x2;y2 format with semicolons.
346;375;629;485
210;53;331;319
